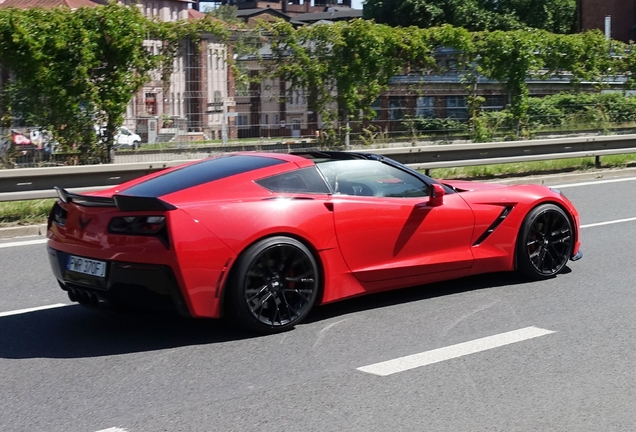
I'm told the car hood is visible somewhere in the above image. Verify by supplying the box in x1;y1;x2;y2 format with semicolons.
441;180;508;192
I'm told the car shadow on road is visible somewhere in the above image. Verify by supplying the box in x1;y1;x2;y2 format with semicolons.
305;270;548;324
0;306;252;360
0;269;567;360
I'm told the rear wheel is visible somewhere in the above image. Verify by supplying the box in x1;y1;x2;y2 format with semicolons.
517;203;573;280
228;236;320;334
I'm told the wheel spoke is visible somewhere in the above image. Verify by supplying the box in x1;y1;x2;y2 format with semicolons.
245;284;269;303
250;291;273;318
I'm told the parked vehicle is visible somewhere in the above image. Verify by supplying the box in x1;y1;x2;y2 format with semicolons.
115;126;142;149
96;126;142;149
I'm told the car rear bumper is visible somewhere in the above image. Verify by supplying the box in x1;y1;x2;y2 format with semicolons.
48;246;191;316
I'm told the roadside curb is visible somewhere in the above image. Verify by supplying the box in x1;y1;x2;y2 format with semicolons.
485;167;636;186
0;224;46;240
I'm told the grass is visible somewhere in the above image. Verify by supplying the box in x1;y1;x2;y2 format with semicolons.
0;199;54;227
428;154;636;180
3;154;636;228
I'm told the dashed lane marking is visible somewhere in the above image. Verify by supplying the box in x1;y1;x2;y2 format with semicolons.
552;176;636;189
0;303;70;318
357;326;556;376
0;238;47;249
581;216;636;229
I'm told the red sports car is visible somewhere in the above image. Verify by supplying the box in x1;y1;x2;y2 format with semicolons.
47;151;582;333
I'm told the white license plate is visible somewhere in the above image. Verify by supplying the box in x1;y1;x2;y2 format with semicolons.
67;255;107;278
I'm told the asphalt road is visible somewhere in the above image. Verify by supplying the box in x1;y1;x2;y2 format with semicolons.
1;174;636;432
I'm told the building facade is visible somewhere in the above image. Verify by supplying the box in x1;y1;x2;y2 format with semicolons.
578;0;635;42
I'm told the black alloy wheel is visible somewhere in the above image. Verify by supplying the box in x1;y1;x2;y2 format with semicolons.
517;203;573;280
229;236;320;334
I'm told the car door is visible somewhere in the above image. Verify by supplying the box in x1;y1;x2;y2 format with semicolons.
318;159;475;283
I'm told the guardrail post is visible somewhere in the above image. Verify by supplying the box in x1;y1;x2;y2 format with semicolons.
595;155;601;168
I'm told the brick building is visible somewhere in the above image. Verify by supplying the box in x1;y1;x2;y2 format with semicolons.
579;0;635;42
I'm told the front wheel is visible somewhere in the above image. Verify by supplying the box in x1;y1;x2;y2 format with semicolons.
227;236;320;334
516;203;573;280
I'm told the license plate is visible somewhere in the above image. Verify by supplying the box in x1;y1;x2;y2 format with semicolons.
67;255;107;278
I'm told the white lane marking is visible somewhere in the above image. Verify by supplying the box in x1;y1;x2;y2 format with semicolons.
0;238;47;249
95;428;128;432
0;303;70;318
357;326;555;377
581;216;636;229
552;176;636;189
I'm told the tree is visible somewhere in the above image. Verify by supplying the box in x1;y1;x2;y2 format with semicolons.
263;20;459;144
0;4;164;162
363;0;577;34
205;4;242;26
0;4;230;163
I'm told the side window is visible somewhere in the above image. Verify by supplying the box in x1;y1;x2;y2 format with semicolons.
316;160;429;198
256;167;331;194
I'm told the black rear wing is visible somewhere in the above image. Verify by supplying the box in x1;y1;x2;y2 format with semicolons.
55;187;176;212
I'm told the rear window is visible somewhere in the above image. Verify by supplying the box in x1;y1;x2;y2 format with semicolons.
123;155;285;197
256;166;330;194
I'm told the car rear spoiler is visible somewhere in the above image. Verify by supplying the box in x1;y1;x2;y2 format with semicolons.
54;187;176;212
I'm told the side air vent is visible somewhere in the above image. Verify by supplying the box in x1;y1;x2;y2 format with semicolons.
473;206;514;246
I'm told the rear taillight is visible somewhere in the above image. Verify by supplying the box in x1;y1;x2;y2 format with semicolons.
48;202;67;228
108;216;169;248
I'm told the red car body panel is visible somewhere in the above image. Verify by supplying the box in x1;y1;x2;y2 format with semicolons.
331;194;474;282
47;152;582;321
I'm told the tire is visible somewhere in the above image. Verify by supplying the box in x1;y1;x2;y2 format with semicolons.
132;141;140;150
228;236;320;334
516;203;573;280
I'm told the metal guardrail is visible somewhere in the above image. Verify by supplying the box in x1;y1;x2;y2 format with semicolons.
2;134;636;202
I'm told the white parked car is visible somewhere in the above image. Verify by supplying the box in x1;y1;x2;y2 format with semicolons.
114;126;142;149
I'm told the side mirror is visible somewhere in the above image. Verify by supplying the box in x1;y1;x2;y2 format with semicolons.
429;183;445;206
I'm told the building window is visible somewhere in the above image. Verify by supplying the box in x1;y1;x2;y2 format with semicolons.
483;95;505;111
389;97;406;120
145;92;157;115
446;96;467;120
237;115;249;126
370;98;382;118
416;96;435;118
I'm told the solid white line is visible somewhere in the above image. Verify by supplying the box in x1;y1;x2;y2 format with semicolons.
581;216;636;229
0;303;70;318
95;428;128;432
0;238;47;249
357;326;555;377
552;176;636;189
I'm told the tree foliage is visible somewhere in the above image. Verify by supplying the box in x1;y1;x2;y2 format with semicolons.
0;3;229;163
363;0;577;34
259;19;626;141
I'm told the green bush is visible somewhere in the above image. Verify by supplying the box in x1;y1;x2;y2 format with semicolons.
414;117;467;133
527;92;636;131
